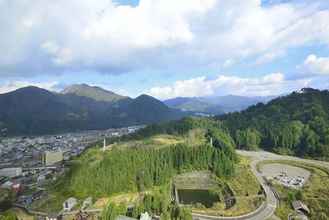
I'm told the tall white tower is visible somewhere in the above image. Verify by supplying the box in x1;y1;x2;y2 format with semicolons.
103;138;106;152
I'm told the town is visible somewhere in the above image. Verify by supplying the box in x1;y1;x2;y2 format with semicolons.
0;126;144;217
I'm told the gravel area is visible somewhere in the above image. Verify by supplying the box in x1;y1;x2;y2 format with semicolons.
260;163;311;182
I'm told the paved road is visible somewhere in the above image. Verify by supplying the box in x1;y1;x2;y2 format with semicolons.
237;150;329;170
193;150;329;220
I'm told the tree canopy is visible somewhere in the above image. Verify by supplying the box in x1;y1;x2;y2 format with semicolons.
220;88;329;159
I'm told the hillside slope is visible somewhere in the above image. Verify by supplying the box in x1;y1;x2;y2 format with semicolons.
61;84;129;103
220;88;329;159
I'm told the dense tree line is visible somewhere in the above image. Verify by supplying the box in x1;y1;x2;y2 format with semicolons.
63;138;236;198
108;117;228;143
219;88;329;159
0;211;17;220
102;192;192;220
54;117;236;218
0;189;14;213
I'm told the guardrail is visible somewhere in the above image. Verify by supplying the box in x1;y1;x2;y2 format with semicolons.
191;159;277;220
192;200;267;220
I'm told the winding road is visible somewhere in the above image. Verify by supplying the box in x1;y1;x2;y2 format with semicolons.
192;150;329;220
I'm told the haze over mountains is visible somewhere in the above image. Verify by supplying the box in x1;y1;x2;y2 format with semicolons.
164;95;275;114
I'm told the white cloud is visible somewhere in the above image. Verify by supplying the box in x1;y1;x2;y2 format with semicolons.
147;72;312;99
1;0;329;75
254;50;285;65
301;54;329;76
0;81;59;94
223;59;235;68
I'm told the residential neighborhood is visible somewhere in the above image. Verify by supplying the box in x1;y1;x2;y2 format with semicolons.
0;126;144;218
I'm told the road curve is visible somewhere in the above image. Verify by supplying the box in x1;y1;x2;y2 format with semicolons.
193;149;329;220
192;151;278;220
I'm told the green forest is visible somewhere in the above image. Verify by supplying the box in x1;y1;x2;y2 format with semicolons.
51;88;329;219
101;186;193;220
51;117;237;220
62;142;235;198
51;118;237;219
59;120;236;198
220;88;329;159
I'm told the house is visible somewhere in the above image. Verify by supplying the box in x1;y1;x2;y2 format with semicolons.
11;183;22;193
17;195;33;206
82;197;92;210
32;190;44;201
37;174;46;183
63;197;77;212
46;214;60;220
0;176;9;185
0;167;22;178
292;200;310;215
1;180;13;189
140;212;151;220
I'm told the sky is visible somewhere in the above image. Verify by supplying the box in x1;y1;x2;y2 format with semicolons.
0;0;329;99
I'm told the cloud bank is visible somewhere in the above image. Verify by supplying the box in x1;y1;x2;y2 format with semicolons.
147;72;314;99
1;0;329;76
302;54;329;76
0;81;59;94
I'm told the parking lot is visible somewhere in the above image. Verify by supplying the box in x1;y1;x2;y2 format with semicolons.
260;163;311;188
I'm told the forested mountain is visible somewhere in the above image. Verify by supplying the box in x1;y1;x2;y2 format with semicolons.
59;117;237;197
164;95;274;114
164;97;216;113
57;117;237;219
0;86;186;135
219;88;329;159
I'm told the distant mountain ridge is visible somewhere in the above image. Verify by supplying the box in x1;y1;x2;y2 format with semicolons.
0;85;185;135
164;95;275;114
61;84;129;103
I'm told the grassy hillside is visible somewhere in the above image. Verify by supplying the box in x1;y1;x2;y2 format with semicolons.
58;136;235;198
28;117;268;219
35;118;237;215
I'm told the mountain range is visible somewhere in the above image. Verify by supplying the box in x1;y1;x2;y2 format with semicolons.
0;85;185;135
164;95;275;114
0;84;278;136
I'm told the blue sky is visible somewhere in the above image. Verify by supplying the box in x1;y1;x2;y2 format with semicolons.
0;0;329;99
114;0;139;7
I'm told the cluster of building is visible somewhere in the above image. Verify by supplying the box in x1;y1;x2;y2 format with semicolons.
291;200;310;220
56;196;153;220
0;126;144;213
273;172;306;188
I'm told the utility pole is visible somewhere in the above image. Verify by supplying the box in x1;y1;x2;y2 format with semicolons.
210;137;213;147
103;138;106;152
